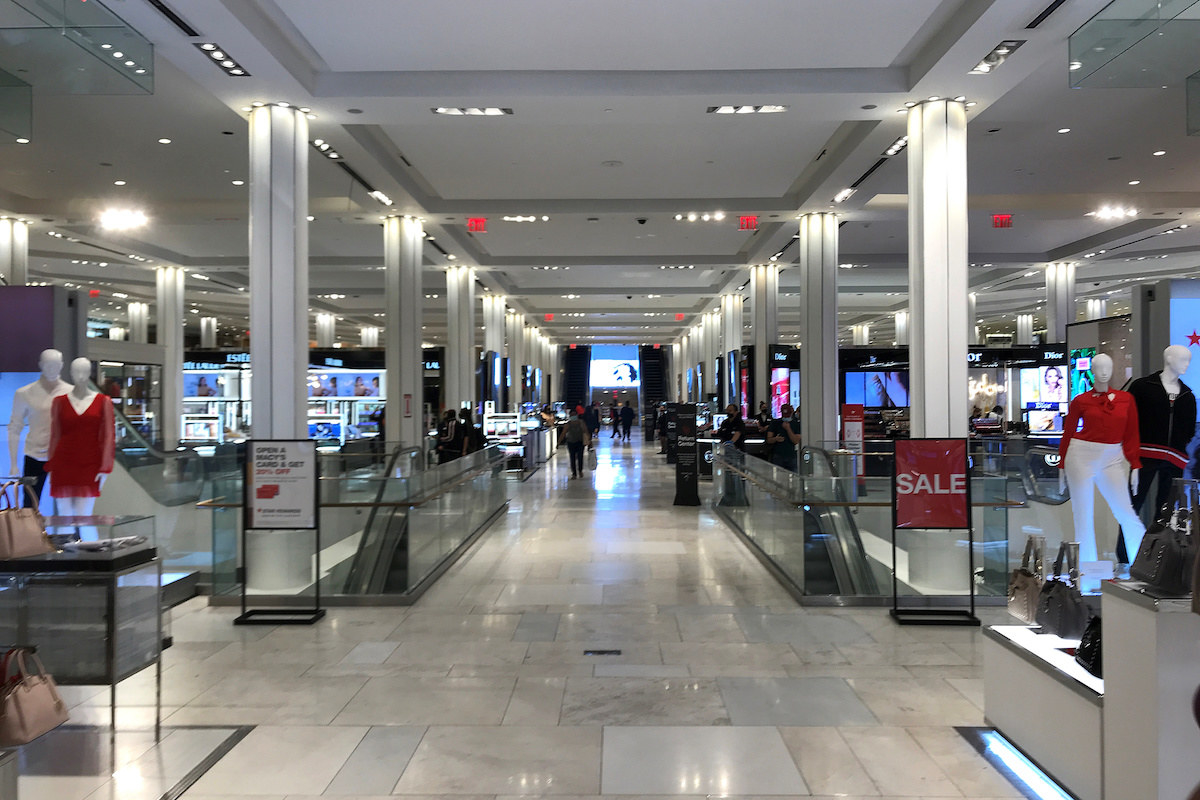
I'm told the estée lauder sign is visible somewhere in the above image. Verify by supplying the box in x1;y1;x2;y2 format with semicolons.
893;439;970;530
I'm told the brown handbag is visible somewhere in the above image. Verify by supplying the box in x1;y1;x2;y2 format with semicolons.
0;648;69;746
1007;535;1045;623
0;481;52;560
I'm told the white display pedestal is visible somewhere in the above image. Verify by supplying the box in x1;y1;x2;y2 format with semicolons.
983;625;1104;800
1102;580;1200;800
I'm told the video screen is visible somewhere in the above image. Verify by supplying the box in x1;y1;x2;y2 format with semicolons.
1027;409;1064;434
1069;348;1096;398
770;367;789;417
308;418;343;441
844;371;909;408
1020;365;1068;407
590;345;641;388
181;417;221;442
308;371;383;398
183;372;225;398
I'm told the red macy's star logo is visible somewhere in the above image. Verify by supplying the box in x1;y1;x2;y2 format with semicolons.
1190;330;1200;347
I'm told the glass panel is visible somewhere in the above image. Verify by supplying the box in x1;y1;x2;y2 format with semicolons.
0;67;31;141
1070;0;1200;88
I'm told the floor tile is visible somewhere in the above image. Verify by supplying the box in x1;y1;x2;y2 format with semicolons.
188;725;367;795
324;726;426;795
560;677;729;725
777;726;880;796
718;676;879;726
332;675;516;725
839;727;962;797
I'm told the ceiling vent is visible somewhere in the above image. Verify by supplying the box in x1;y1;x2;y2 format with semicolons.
142;0;201;37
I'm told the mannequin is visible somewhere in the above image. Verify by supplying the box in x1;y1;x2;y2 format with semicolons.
1129;344;1195;515
7;349;71;507
45;358;115;518
1058;353;1146;563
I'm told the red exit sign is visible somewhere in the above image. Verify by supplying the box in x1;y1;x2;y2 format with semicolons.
675;313;685;321
992;214;1013;228
467;217;487;233
739;215;758;230
544;313;554;321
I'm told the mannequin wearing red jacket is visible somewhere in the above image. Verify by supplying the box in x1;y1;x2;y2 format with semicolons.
1057;353;1145;563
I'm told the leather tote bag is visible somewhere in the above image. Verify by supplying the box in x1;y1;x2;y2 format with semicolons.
1007;535;1046;623
587;448;598;471
0;648;69;747
0;481;52;560
1131;493;1195;596
1035;542;1089;639
1074;615;1102;678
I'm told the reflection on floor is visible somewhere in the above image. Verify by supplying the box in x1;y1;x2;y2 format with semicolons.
23;431;1044;799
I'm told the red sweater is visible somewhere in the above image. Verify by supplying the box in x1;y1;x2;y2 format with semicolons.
1058;389;1142;469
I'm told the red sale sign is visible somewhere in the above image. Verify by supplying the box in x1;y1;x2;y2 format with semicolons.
894;438;970;529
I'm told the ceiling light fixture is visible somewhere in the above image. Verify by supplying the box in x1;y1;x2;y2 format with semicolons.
883;135;909;157
113;180;126;186
1153;150;1166;156
157;138;172;144
1090;206;1138;220
501;215;548;222
15;138;29;144
1057;128;1071;134
833;188;856;203
432;107;513;116
706;105;789;114
969;40;1025;74
368;190;393;206
99;209;148;231
193;43;251;77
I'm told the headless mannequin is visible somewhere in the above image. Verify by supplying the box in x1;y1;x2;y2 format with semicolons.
1129;345;1194;515
7;349;71;507
1059;353;1145;563
51;358;107;519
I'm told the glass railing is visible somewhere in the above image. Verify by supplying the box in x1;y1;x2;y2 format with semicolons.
711;440;1050;601
207;445;509;601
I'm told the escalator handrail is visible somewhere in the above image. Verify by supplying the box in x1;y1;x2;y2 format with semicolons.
795;446;879;595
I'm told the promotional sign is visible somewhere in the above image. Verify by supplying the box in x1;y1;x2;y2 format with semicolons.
842;403;864;476
893;438;970;530
674;404;700;506
245;440;318;530
665;403;679;464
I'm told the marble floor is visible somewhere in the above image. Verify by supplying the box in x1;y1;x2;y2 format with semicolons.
31;431;1030;799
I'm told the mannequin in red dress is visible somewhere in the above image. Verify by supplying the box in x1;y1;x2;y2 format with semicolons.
45;357;115;518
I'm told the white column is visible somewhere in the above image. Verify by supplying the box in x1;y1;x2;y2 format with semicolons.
156;266;185;449
249;104;308;440
908;99;969;439
1016;313;1034;345
0;219;28;286
505;310;524;408
482;294;505;356
968;293;979;345
108;327;127;341
852;324;870;346
360;326;380;348
1086;297;1107;320
894;311;909;346
200;317;218;348
127;301;149;344
1045;262;1076;343
315;313;336;348
384;215;424;447
522;323;534;403
671;342;682;401
721;293;743;356
798;212;839;447
445;265;476;411
705;310;721;396
750;264;778;413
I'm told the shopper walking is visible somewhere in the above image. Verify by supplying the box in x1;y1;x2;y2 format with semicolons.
436;409;463;464
459;408;483;455
563;408;589;478
619;401;636;442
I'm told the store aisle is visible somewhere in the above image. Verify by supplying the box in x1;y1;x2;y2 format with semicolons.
44;433;1023;800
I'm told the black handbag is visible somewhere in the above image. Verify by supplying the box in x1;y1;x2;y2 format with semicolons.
1131;502;1194;596
1035;542;1089;639
1074;615;1102;677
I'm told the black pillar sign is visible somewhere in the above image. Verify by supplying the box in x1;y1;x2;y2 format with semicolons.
674;403;700;506
665;403;679;464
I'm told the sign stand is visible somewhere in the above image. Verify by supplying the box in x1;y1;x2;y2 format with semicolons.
664;403;679;464
890;437;979;627
236;439;326;626
673;403;700;506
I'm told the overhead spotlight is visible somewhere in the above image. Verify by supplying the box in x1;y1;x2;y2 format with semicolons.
368;190;393;206
99;209;148;231
970;40;1025;75
833;188;856;203
193;43;250;77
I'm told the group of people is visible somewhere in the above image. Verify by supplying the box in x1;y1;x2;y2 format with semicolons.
435;407;486;464
713;402;802;471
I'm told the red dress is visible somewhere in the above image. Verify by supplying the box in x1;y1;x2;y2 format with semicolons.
46;393;115;498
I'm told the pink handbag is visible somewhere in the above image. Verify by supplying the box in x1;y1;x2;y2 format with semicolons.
0;648;69;746
0;482;52;559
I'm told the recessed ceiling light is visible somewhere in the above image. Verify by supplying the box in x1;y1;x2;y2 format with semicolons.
157;138;171;144
431;107;513;116
1153;150;1166;156
231;180;244;186
1128;180;1141;185
15;138;29;145
113;180;126;186
1057;128;1071;134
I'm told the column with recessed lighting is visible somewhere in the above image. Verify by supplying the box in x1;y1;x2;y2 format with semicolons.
505;309;524;409
384;215;424;447
1045;262;1076;342
1086;298;1106;320
894;310;910;346
670;342;681;401
128;302;149;344
852;325;870;346
750;264;779;414
968;293;979;345
1016;314;1034;345
445;265;476;411
720;292;743;406
0;219;28;285
156;266;185;448
248;104;308;439
360;326;379;348
908;99;969;439
200;317;218;348
482;294;505;357
522;323;535;403
315;313;335;348
704;310;721;397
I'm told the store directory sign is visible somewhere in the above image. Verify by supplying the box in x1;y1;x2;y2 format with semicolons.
245;440;318;530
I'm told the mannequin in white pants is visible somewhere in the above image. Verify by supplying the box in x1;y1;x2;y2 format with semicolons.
1058;353;1145;563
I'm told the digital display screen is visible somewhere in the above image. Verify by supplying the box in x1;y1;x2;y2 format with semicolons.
770;367;789;417
308;418;343;441
1020;365;1068;407
183;371;226;398
843;371;910;408
182;417;221;442
308;370;383;398
1069;348;1096;398
1027;409;1064;434
589;345;641;388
